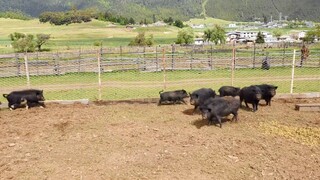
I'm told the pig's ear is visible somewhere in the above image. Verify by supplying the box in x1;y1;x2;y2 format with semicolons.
274;86;278;90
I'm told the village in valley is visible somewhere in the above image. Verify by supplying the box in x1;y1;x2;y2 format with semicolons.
188;13;317;46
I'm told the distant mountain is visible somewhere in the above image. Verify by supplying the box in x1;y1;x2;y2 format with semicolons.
205;0;320;22
0;0;319;22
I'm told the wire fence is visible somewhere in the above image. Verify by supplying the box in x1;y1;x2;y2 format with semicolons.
0;45;319;102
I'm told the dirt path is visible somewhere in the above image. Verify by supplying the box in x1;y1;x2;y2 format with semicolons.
0;98;319;179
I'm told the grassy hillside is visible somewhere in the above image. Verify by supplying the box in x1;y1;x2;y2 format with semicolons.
205;0;320;22
0;18;179;53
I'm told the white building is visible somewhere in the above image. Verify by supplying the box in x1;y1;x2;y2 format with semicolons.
191;24;205;29
228;23;237;28
226;31;277;43
194;38;205;45
298;31;307;39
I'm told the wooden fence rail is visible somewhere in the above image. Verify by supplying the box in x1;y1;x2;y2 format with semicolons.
0;46;319;77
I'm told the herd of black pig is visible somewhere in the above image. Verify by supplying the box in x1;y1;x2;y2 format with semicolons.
1;84;277;128
158;84;278;128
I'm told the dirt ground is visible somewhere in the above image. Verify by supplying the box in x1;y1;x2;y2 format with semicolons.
0;98;319;179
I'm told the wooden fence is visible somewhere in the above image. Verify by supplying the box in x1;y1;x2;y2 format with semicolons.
0;45;319;78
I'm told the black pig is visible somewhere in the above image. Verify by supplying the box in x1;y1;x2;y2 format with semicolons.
189;88;216;113
199;96;240;128
255;84;278;106
3;89;45;110
218;86;241;97
239;86;262;112
158;89;189;105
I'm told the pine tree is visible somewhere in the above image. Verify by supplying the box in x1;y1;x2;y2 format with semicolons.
256;31;265;44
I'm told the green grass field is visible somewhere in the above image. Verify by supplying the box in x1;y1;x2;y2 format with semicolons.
0;18;319;102
1;67;319;101
1;17;319;54
0;18;180;53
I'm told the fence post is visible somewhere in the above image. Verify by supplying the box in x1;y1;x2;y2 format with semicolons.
15;53;21;76
253;42;256;68
24;52;30;88
143;46;146;70
318;51;320;67
97;49;102;100
120;46;123;61
136;47;140;71
209;45;213;70
162;47;166;90
54;52;60;75
100;46;104;73
290;49;296;94
282;42;286;67
78;48;81;72
232;44;236;86
36;52;39;76
190;46;194;70
156;46;159;71
171;44;175;70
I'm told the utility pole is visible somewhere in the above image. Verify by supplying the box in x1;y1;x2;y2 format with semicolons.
279;12;282;21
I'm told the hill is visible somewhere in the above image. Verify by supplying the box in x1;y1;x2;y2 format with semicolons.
205;0;320;22
0;0;319;22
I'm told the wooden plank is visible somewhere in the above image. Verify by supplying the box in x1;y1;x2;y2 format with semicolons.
0;99;90;109
275;93;320;99
295;103;320;111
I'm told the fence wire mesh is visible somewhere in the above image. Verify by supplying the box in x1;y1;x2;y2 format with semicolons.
0;45;319;103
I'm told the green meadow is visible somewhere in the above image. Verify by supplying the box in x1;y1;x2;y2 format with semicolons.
0;18;319;102
1;17;318;54
0;18;179;53
1;67;319;101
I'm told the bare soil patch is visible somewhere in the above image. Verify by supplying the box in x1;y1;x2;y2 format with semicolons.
0;98;319;179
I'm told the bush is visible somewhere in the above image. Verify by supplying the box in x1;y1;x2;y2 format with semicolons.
129;32;154;46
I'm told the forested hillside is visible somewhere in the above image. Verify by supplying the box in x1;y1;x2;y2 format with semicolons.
205;0;320;22
0;0;319;22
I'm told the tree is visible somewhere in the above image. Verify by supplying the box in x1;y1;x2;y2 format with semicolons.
210;25;226;45
0;11;32;20
174;20;184;28
315;24;320;37
145;34;154;46
128;17;135;24
152;14;156;23
128;32;154;46
203;29;214;42
175;28;194;45
39;9;94;26
255;31;265;44
164;17;174;25
9;32;35;52
35;34;51;51
203;25;226;45
272;29;283;40
9;32;25;41
262;14;268;24
39;12;55;23
304;24;320;43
